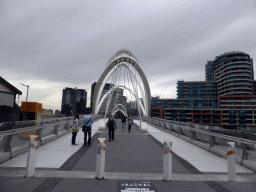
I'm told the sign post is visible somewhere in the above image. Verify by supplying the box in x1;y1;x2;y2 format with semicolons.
95;138;106;179
163;141;172;181
227;142;236;182
25;135;38;177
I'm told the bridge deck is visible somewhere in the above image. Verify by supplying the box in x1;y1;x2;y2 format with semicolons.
0;119;255;192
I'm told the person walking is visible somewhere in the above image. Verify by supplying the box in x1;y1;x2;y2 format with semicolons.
82;111;94;146
71;113;79;145
121;114;127;132
107;113;116;141
128;114;133;133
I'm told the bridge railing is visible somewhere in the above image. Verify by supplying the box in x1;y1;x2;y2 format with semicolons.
0;114;103;164
142;116;256;172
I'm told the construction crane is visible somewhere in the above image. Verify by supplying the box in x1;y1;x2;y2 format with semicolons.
159;85;168;98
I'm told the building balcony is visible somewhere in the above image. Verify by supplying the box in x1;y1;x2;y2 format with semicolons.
214;65;251;76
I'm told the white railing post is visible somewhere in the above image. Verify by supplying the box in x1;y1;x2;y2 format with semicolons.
25;135;39;177
163;141;172;181
227;142;236;182
95;138;106;180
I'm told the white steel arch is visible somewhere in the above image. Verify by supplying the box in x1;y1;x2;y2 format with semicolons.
92;49;151;116
96;85;146;116
111;104;128;117
112;109;126;116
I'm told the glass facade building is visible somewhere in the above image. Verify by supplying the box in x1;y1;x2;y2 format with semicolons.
61;87;87;115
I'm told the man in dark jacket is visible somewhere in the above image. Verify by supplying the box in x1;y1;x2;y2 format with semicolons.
107;113;116;142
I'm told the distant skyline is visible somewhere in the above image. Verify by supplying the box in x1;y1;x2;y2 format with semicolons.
1;0;256;111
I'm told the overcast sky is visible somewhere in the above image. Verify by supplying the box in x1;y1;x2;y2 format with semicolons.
1;0;256;111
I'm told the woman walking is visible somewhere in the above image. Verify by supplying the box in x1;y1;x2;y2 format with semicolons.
128;114;133;133
121;114;127;132
71;113;79;145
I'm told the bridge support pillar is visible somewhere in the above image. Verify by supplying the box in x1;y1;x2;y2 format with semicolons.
95;138;106;180
227;142;236;182
25;135;38;178
163;141;172;181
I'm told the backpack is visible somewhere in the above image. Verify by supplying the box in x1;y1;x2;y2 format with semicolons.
108;118;114;128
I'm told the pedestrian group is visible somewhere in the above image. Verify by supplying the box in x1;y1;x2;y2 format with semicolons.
71;110;94;146
72;111;134;145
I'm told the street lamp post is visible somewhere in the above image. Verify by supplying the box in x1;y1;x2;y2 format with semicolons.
20;83;29;102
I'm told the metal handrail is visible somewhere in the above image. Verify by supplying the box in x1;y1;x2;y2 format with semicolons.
0;123;58;136
143;116;256;146
0;114;103;135
180;125;256;146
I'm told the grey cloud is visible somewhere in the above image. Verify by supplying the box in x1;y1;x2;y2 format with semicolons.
1;0;256;110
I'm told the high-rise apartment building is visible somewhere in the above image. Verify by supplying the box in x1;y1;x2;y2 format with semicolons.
61;87;87;115
177;81;218;109
209;51;254;96
152;51;256;130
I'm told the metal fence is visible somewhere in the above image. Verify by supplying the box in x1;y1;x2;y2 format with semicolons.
142;116;256;172
0;114;103;164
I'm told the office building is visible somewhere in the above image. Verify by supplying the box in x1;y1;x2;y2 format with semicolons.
61;87;87;115
90;82;112;110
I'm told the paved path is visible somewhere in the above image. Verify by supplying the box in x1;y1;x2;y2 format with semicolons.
0;118;256;192
142;120;253;173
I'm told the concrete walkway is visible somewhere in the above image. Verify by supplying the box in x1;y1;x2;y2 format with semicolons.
140;120;253;173
0;118;255;192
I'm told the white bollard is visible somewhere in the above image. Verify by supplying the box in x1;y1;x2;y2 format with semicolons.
227;142;236;182
99;119;106;130
140;122;147;131
95;138;106;180
25;135;39;178
163;141;172;181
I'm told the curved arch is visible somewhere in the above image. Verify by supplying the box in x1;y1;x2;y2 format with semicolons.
98;62;147;113
112;109;126;116
106;49;139;68
92;49;151;116
111;104;128;117
96;85;146;115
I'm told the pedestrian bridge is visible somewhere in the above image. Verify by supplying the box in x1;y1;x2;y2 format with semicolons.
0;116;256;191
1;49;256;191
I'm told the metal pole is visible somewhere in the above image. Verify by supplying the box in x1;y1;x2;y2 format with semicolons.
26;85;29;102
20;83;29;102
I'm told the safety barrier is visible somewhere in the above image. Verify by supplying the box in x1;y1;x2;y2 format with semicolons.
142;116;256;172
0;114;102;164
